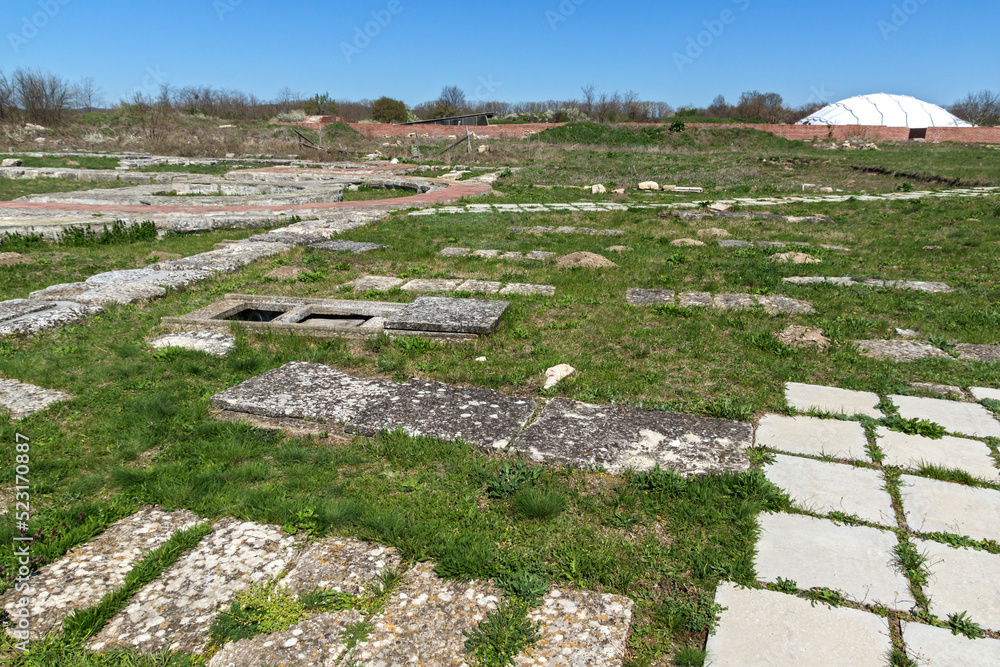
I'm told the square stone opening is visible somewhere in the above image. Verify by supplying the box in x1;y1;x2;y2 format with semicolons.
225;308;287;323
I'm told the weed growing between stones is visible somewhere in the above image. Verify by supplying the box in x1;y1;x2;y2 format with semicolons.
881;415;947;439
463;598;540;667
946;610;985;639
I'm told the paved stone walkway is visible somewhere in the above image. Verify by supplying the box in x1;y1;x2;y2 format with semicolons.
626;288;815;315
440;247;558;261
343;274;556;296
707;382;1000;665
1;509;634;664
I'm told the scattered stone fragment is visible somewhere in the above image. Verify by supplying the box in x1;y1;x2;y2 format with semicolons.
30;280;167;306
771;252;821;264
706;583;892;667
909;382;967;401
0;299;103;337
342;275;405;292
456;280;503;294
473;249;503;258
556;251;617;268
899;476;1000;542
774;325;829;351
955;344;1000;363
707;203;732;213
753;295;816;315
513;398;751;476
400;278;464;293
280;538;401;596
309;240;387;254
0;507;203;640
497;283;556;296
763;455;896;525
756;241;787;248
718;239;752;248
785;382;884;418
591;183;607;194
875;427;998;480
902;620;1000;666
211;362;398;424
354;562;501;665
148;331;236;357
0;377;73;419
543;364;575;389
348;378;537;450
916;538;1000;632
970;387;1000;402
714;293;757;310
755;414;870;460
896;328;920;338
678;292;713;308
637;181;660;191
755;512;914;610
0;252;33;266
923;245;943;251
207;611;364;667
152;241;291;274
1;158;23;167
606;245;632;252
515;589;633;666
265;266;306;280
626;289;675;306
90;518;297;654
890;394;1000;438
439;247;470;257
697;227;730;238
385;296;509;335
856;340;953;362
670;238;705;247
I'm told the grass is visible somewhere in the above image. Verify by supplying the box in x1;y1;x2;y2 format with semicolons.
0;177;132;202
341;185;415;201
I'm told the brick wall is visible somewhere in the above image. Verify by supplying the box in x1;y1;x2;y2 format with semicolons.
925;127;1000;143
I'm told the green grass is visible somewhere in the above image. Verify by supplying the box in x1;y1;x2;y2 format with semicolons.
341;185;415;201
2;155;120;170
0;177;132;202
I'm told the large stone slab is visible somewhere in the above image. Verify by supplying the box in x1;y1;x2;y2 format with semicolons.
498;283;556;296
626;288;675;306
347;378;537;450
1;507;202;639
400;278;463;292
0;377;73;419
705;583;892;667
512;398;751;476
754;513;914;611
875;427;998;480
916;539;1000;632
384;296;510;335
898;475;1000;542
753;294;815;315
354;562;501;666
207;610;364;667
763;455;895;525
151;241;290;274
148;331;236;356
457;279;503;294
342;275;405;292
856;340;952;362
0;298;55;323
890;395;1000;438
755;414;870;460
29;281;167;306
956;344;1000;363
90;518;297;654
211;362;398;424
280;537;402;596
514;589;633;666
0;299;103;336
903;620;1000;666
786;382;884;418
970;386;1000;402
85;267;214;290
309;239;387;253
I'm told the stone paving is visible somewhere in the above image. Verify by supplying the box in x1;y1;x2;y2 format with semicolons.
0;377;73;419
626;288;815;315
717;239;850;252
507;224;624;236
147;331;236;356
784;276;954;293
439;247;558;261
707;381;1000;664
342;274;556;296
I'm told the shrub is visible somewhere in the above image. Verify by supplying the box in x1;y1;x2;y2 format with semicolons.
371;96;409;123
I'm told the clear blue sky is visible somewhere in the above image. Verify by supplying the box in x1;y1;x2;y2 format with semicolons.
3;0;997;109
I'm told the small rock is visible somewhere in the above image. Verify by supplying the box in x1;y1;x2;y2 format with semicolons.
670;238;705;247
612;186;626;194
556;252;617;269
0;252;33;266
34;137;46;144
774;326;829;351
895;328;920;338
543;364;575;389
909;382;967;401
606;245;632;253
477;144;490;153
266;266;306;280
590;184;607;194
638;181;661;191
708;203;732;213
1;158;22;167
697;228;730;239
475;356;487;362
771;252;822;265
145;251;182;262
923;245;943;251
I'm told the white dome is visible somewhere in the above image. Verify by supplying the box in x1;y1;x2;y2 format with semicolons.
798;93;973;128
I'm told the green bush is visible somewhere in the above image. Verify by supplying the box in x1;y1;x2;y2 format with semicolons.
371;96;409;123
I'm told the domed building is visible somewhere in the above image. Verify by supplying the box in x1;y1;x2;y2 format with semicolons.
798;93;973;128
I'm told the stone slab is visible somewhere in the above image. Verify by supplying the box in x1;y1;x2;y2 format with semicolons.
210;361;398;424
148;331;236;356
514;589;633;666
29;281;167;306
355;562;501;666
456;280;503;294
343;275;405;292
956;344;1000;363
718;239;752;247
714;293;758;310
90;518;297;654
309;240;387;254
856;340;952;362
875;427;998;481
753;294;816;315
498;283;556;296
626;288;676;306
281;537;401;596
678;292;713;308
970;387;1000;402
347;378;537;450
207;610;364;667
439;247;470;257
754;512;915;611
0;507;202;639
910;382;967;401
0;300;103;336
385;296;509;335
0;298;55;323
0;377;73;419
525;251;556;261
899;475;1000;542
400;278;463;293
473;249;502;258
152;241;290;274
763;454;895;525
890;395;1000;438
902;620;1000;666
786;382;884;418
916;538;1000;632
84;267;214;290
755;414;870;460
513;398;752;476
705;583;892;667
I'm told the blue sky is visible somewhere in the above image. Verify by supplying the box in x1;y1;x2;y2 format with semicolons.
2;0;997;109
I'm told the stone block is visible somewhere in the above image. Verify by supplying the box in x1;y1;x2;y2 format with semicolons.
956;344;1000;363
515;589;633;666
899;475;1000;542
753;294;816;315
786;382;884;418
755;414;870;460
148;332;235;357
207;611;363;667
970;387;1000;402
902;620;1000;666
764;455;895;525
343;275;404;292
385;296;509;335
280;538;401;596
0;377;73;420
497;283;556;296
456;280;503;294
916;538;1000;632
856;340;952;362
400;278;464;293
890;395;1000;438
678;292;713;307
626;288;676;306
439;247;470;257
875;427;998;480
310;240;387;253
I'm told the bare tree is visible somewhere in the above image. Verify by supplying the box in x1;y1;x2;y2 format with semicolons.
117;91;167;140
707;94;733;118
73;76;105;111
12;68;73;125
950;90;1000;127
581;84;597;118
0;70;13;121
438;85;467;113
735;91;789;123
